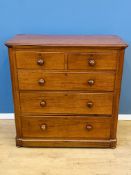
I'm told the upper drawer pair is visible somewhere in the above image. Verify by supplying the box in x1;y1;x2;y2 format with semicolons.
16;51;117;70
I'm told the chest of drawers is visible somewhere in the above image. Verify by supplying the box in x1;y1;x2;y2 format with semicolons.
6;35;127;148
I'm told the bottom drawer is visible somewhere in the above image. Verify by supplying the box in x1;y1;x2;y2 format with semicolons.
21;116;111;139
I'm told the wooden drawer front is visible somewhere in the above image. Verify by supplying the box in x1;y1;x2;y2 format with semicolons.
68;52;117;70
18;71;115;91
20;92;113;115
16;51;65;69
21;116;111;139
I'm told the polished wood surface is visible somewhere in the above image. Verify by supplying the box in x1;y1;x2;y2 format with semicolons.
68;52;117;70
21;116;111;139
18;71;115;91
5;34;127;48
6;35;127;148
16;51;65;69
20;92;113;115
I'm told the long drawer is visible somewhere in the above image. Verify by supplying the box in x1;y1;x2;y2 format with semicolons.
21;116;111;139
20;92;113;115
18;71;115;91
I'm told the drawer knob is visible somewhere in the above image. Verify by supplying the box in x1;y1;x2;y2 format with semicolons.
40;124;47;131
86;124;93;131
38;78;45;85
88;58;96;66
88;79;95;86
40;100;46;107
37;58;44;66
87;101;94;108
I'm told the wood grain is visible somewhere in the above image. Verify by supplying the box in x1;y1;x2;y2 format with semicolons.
21;116;111;139
8;48;22;138
16;51;65;69
68;52;117;70
18;71;115;91
111;49;125;139
5;34;128;48
20;92;113;115
5;35;127;148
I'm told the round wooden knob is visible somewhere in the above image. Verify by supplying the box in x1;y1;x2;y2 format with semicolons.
86;124;93;131
88;79;95;86
40;124;47;130
38;78;45;86
40;100;46;107
87;101;94;108
37;58;44;66
88;58;96;66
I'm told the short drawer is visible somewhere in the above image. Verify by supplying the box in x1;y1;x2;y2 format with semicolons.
21;116;111;139
68;52;117;70
18;71;115;91
16;51;65;69
20;92;113;115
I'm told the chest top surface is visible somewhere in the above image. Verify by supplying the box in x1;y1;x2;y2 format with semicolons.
5;34;128;48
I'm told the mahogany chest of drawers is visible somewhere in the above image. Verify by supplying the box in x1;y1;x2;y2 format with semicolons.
6;35;127;148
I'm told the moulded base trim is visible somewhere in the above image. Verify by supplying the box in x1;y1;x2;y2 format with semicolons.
16;137;117;148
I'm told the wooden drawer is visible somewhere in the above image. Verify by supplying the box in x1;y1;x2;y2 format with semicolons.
68;52;117;70
21;116;111;139
18;70;115;91
20;92;113;115
16;51;65;69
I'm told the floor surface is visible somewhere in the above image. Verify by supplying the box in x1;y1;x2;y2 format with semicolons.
0;120;131;175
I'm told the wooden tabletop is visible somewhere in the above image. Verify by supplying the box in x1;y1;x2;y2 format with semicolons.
5;34;128;48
